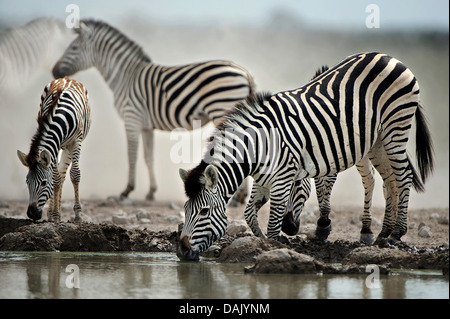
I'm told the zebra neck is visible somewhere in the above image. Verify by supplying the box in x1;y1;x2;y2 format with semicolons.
94;41;150;92
215;162;248;203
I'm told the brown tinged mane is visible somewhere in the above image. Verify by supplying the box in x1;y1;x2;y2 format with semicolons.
26;82;64;169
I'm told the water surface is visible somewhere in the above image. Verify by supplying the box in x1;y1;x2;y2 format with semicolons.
0;251;447;299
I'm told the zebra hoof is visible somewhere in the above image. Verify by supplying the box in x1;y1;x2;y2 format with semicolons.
387;233;404;245
315;224;332;241
277;234;290;244
360;233;375;245
74;215;83;223
281;211;299;236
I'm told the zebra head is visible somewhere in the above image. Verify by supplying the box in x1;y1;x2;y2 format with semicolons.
52;22;94;78
17;149;53;221
177;164;228;261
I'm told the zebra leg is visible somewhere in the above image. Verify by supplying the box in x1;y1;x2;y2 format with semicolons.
243;185;270;238
48;150;71;222
142;128;157;201
386;152;413;242
356;156;376;244
281;179;311;236
369;141;398;242
267;181;293;240
70;144;83;223
120;124;140;199
314;175;336;240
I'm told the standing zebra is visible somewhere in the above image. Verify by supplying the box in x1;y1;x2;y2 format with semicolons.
17;77;91;222
52;19;255;202
177;52;434;261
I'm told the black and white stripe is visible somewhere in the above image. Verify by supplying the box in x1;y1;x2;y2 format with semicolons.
0;18;74;98
52;19;255;201
17;77;91;222
178;52;434;260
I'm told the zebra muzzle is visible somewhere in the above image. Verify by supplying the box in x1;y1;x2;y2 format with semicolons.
177;236;199;261
27;203;42;221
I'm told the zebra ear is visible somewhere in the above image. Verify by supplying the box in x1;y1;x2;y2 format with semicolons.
17;150;29;167
203;165;219;190
179;168;188;183
39;150;52;168
78;21;92;38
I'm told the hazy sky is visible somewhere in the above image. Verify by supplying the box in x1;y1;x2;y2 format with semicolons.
1;0;448;31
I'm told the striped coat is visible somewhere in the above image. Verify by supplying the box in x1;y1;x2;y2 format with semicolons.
17;77;91;222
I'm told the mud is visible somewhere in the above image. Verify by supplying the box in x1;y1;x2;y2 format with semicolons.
0;200;448;275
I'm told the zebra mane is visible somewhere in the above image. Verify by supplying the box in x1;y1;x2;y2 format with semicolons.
216;92;272;132
311;65;329;80
183;160;209;199
79;19;151;63
26;83;64;169
183;93;272;199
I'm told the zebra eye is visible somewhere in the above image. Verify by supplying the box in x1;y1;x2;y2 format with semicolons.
199;208;209;217
40;180;47;187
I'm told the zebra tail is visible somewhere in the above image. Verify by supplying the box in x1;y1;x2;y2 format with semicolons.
413;103;434;191
246;70;257;97
408;155;424;193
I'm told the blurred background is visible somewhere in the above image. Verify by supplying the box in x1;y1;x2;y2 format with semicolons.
0;0;448;209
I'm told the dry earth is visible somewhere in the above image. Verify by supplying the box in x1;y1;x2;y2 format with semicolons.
0;199;448;273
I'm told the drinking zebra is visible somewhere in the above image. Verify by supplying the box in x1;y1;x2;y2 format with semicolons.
52;19;255;203
280;66;378;244
177;52;433;261
17;77;91;222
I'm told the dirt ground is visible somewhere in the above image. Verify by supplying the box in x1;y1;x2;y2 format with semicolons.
2;198;448;246
0;199;448;272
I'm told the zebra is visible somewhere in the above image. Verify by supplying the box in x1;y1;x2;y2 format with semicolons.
177;52;434;261
0;18;74;99
52;19;255;203
279;66;378;244
17;77;91;222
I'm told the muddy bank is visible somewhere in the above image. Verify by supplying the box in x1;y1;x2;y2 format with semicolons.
0;216;177;252
207;233;449;274
1;216;448;274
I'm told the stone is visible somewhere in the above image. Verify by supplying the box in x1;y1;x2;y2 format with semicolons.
139;218;151;224
418;226;432;238
226;220;249;236
135;209;151;220
300;210;316;224
112;212;129;225
217;236;286;263
246;248;317;274
298;224;315;238
429;213;440;220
